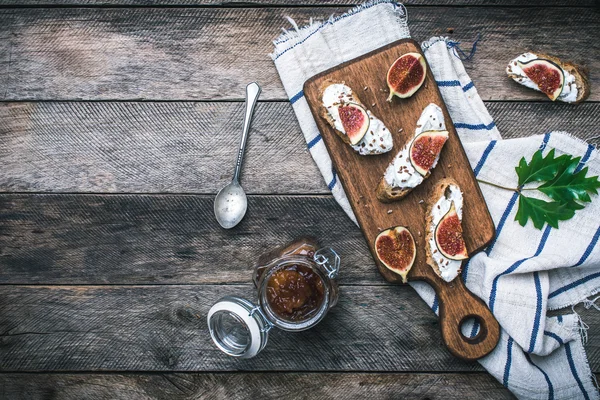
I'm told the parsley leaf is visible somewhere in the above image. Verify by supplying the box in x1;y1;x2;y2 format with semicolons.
515;195;578;229
515;148;572;186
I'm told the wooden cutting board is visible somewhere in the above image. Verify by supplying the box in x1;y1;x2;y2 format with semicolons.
304;39;499;361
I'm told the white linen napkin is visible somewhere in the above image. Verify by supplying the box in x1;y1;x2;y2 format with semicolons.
270;2;600;399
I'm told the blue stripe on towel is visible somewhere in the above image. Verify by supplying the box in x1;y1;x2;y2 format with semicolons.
462;140;498;282
431;295;439;314
328;170;337;190
436;80;461;87
565;342;590;400
528;272;543;353
564;146;598;266
544;330;564;345
461;81;475;92
557;315;563;323
461;259;471;283
470;319;480;338
540;132;551;151
485;191;519;256
525;353;554;400
436;80;475;92
290;90;304;104
572;226;600;267
473;140;497;177
485;133;552;256
453;121;496;131
307;134;322;149
548;271;600;299
489;225;552;312
503;337;514;387
575;144;595;173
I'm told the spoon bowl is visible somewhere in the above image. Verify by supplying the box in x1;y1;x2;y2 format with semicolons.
214;180;247;229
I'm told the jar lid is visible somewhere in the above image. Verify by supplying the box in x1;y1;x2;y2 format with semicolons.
207;296;272;359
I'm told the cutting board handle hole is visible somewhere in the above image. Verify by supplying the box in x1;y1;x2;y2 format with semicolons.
459;315;487;345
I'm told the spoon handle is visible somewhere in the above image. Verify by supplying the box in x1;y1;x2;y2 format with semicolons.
233;82;261;182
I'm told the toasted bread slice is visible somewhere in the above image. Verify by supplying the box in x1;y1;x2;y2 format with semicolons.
376;104;448;203
318;79;362;145
507;52;590;103
425;178;467;282
376;171;428;202
318;80;393;156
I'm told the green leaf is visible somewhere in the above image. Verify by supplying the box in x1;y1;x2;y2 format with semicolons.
515;149;573;186
538;159;600;203
515;195;577;229
509;147;599;230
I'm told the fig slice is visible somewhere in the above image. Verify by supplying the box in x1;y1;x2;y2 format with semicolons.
387;52;427;101
434;202;468;260
338;103;370;145
409;130;449;176
517;58;564;101
375;226;416;283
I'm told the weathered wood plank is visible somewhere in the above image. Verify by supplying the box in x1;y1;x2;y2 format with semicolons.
4;191;600;286
0;7;597;101
0;0;593;6
1;0;593;6
0;101;597;194
0;284;476;371
0;194;376;284
0;372;516;400
0;102;323;194
0;285;597;372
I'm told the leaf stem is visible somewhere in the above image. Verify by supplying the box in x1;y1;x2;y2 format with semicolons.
476;179;519;192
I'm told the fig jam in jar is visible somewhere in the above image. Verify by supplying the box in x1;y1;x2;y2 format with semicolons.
265;263;325;322
208;237;340;358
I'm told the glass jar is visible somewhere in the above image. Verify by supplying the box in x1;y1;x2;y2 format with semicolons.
207;237;340;358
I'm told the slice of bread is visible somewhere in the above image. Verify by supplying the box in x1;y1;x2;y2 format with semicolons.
318;79;366;145
319;79;356;145
507;52;590;103
376;169;429;203
425;178;464;280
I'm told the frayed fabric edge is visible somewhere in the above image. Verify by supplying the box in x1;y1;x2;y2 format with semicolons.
572;311;600;398
550;131;599;162
270;0;407;60
421;36;453;52
421;35;481;61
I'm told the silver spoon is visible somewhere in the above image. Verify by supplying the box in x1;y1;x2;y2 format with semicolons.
214;82;261;229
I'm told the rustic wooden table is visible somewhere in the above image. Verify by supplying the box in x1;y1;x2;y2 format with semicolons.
0;0;598;398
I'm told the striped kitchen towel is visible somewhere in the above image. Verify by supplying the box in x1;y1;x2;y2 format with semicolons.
270;1;599;399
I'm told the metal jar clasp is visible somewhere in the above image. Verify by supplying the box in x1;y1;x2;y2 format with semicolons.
313;247;340;279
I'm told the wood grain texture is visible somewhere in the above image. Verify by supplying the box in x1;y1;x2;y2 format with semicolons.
0;7;598;101
0;372;517;400
3;193;600;289
305;39;498;360
1;0;593;6
0;102;322;194
0;284;477;372
0;285;598;372
0;194;376;284
1;101;597;195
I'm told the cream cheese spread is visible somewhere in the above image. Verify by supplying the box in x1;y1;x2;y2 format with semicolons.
507;53;578;103
428;184;463;282
322;84;393;155
384;103;445;189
